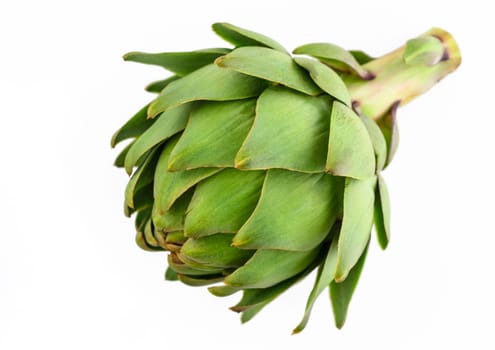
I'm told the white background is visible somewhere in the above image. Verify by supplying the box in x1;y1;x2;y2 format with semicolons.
1;0;493;349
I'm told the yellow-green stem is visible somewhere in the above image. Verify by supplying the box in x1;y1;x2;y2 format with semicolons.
345;28;461;120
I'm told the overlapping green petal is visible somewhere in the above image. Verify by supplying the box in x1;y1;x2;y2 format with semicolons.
143;218;160;248
165;266;179;281
293;42;373;79
179;234;254;269
212;22;287;53
135;210;162;251
232;274;305;323
126;183;153;215
234;170;343;251
125;147;160;209
152;189;193;233
216;47;321;96
225;248;319;289
148;64;266;117
168;99;256;171
360;114;388;172
111;103;155;147
293;234;339;334
335;177;375;282
185;169;265;238
178;274;225;287
123;48;230;76
236;87;330;172
114;141;134;168
376;101;400;168
124;103;192;174
168;253;224;276
145;76;180;93
326;101;375;179
374;174;391;249
330;243;369;328
153;136;221;213
294;57;351;106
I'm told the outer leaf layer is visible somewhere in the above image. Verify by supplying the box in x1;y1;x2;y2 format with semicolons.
153;136;221;212
111;104;154;147
148;64;266;117
373;174;391;249
225;248;319;289
360;114;388;172
236;87;330;172
293;56;351;106
233;273;305;323
123;48;230;76
124;103;192;174
293;235;339;333
185;169;265;237
330;243;369;328
179;234;254;269
234;170;343;251
168;99;256;170
335;177;375;281
168;254;223;276
152;189;193;232
216;47;321;96
326;101;375;179
376;101;400;168
212;22;287;53
125;147;160;209
114;141;133;168
293;42;373;79
145;76;180;93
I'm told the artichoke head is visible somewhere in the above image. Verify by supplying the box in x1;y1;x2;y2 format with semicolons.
112;23;461;332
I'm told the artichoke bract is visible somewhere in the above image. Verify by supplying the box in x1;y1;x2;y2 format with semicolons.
112;22;460;332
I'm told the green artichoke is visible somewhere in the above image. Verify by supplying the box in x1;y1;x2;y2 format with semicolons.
111;23;460;332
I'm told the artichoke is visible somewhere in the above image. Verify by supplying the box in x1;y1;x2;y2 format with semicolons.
111;23;461;332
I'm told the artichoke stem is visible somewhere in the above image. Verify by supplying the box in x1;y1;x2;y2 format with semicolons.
345;28;461;120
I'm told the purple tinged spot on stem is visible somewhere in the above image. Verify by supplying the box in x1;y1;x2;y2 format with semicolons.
441;49;450;62
432;34;450;62
352;100;361;115
363;70;376;80
390;100;400;117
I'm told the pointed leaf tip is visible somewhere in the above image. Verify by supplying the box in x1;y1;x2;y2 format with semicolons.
148;64;266;117
326;101;375;179
330;243;369;328
376;100;400;168
373;174;391;249
293;235;339;333
123;103;192;174
293;42;374;79
335;177;375;281
145;75;180;93
234;170;343;251
123;48;230;76
217;47;321;96
294;56;352;106
111;103;155;148
212;22;287;53
235;87;329;173
359;114;387;172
